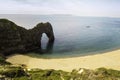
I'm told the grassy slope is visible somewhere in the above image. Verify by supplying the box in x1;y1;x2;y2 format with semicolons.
0;56;120;80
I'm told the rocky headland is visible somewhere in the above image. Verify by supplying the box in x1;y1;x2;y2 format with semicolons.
0;19;55;56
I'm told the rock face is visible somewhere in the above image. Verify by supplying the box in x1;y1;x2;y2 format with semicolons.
0;19;55;55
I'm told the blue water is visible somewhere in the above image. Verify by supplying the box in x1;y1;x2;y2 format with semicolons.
1;14;120;58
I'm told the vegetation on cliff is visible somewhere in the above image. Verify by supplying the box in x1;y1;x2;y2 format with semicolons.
0;58;120;80
0;19;55;55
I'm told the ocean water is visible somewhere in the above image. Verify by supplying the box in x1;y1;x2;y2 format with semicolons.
1;14;120;58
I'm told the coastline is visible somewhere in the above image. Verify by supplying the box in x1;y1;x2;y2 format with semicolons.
6;49;120;72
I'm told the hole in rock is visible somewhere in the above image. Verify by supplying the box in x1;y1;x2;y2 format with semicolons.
41;33;48;50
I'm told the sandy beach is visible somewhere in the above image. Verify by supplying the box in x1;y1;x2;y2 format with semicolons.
6;50;120;72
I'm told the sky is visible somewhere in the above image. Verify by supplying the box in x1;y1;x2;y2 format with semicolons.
0;0;120;17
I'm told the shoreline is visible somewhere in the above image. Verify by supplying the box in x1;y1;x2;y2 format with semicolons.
6;49;120;72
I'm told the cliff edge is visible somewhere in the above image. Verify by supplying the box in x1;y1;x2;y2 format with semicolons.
0;19;55;55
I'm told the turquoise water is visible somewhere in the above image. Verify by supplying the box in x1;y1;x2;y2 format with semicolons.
1;14;120;58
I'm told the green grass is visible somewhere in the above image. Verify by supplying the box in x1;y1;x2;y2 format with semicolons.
0;66;27;78
0;56;11;65
29;69;70;80
0;57;120;80
0;67;120;80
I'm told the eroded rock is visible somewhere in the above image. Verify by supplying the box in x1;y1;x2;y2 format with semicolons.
0;19;55;55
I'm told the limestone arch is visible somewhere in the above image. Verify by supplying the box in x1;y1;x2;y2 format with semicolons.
33;22;55;52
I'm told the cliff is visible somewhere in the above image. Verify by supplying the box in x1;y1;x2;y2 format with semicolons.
0;19;55;55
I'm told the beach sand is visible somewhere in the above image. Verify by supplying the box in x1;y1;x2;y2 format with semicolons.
6;50;120;72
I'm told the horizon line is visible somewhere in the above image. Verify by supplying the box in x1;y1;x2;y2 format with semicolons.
0;13;120;19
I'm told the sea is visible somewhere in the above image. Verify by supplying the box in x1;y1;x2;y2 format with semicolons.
0;14;120;58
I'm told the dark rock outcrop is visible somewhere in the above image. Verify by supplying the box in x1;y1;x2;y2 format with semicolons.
0;19;55;55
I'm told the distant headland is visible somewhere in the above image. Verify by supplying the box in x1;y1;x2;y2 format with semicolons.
0;19;55;56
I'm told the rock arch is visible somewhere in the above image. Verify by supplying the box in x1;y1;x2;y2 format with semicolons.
31;22;55;49
0;19;55;55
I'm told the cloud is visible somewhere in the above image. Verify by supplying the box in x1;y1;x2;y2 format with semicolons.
0;0;120;17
